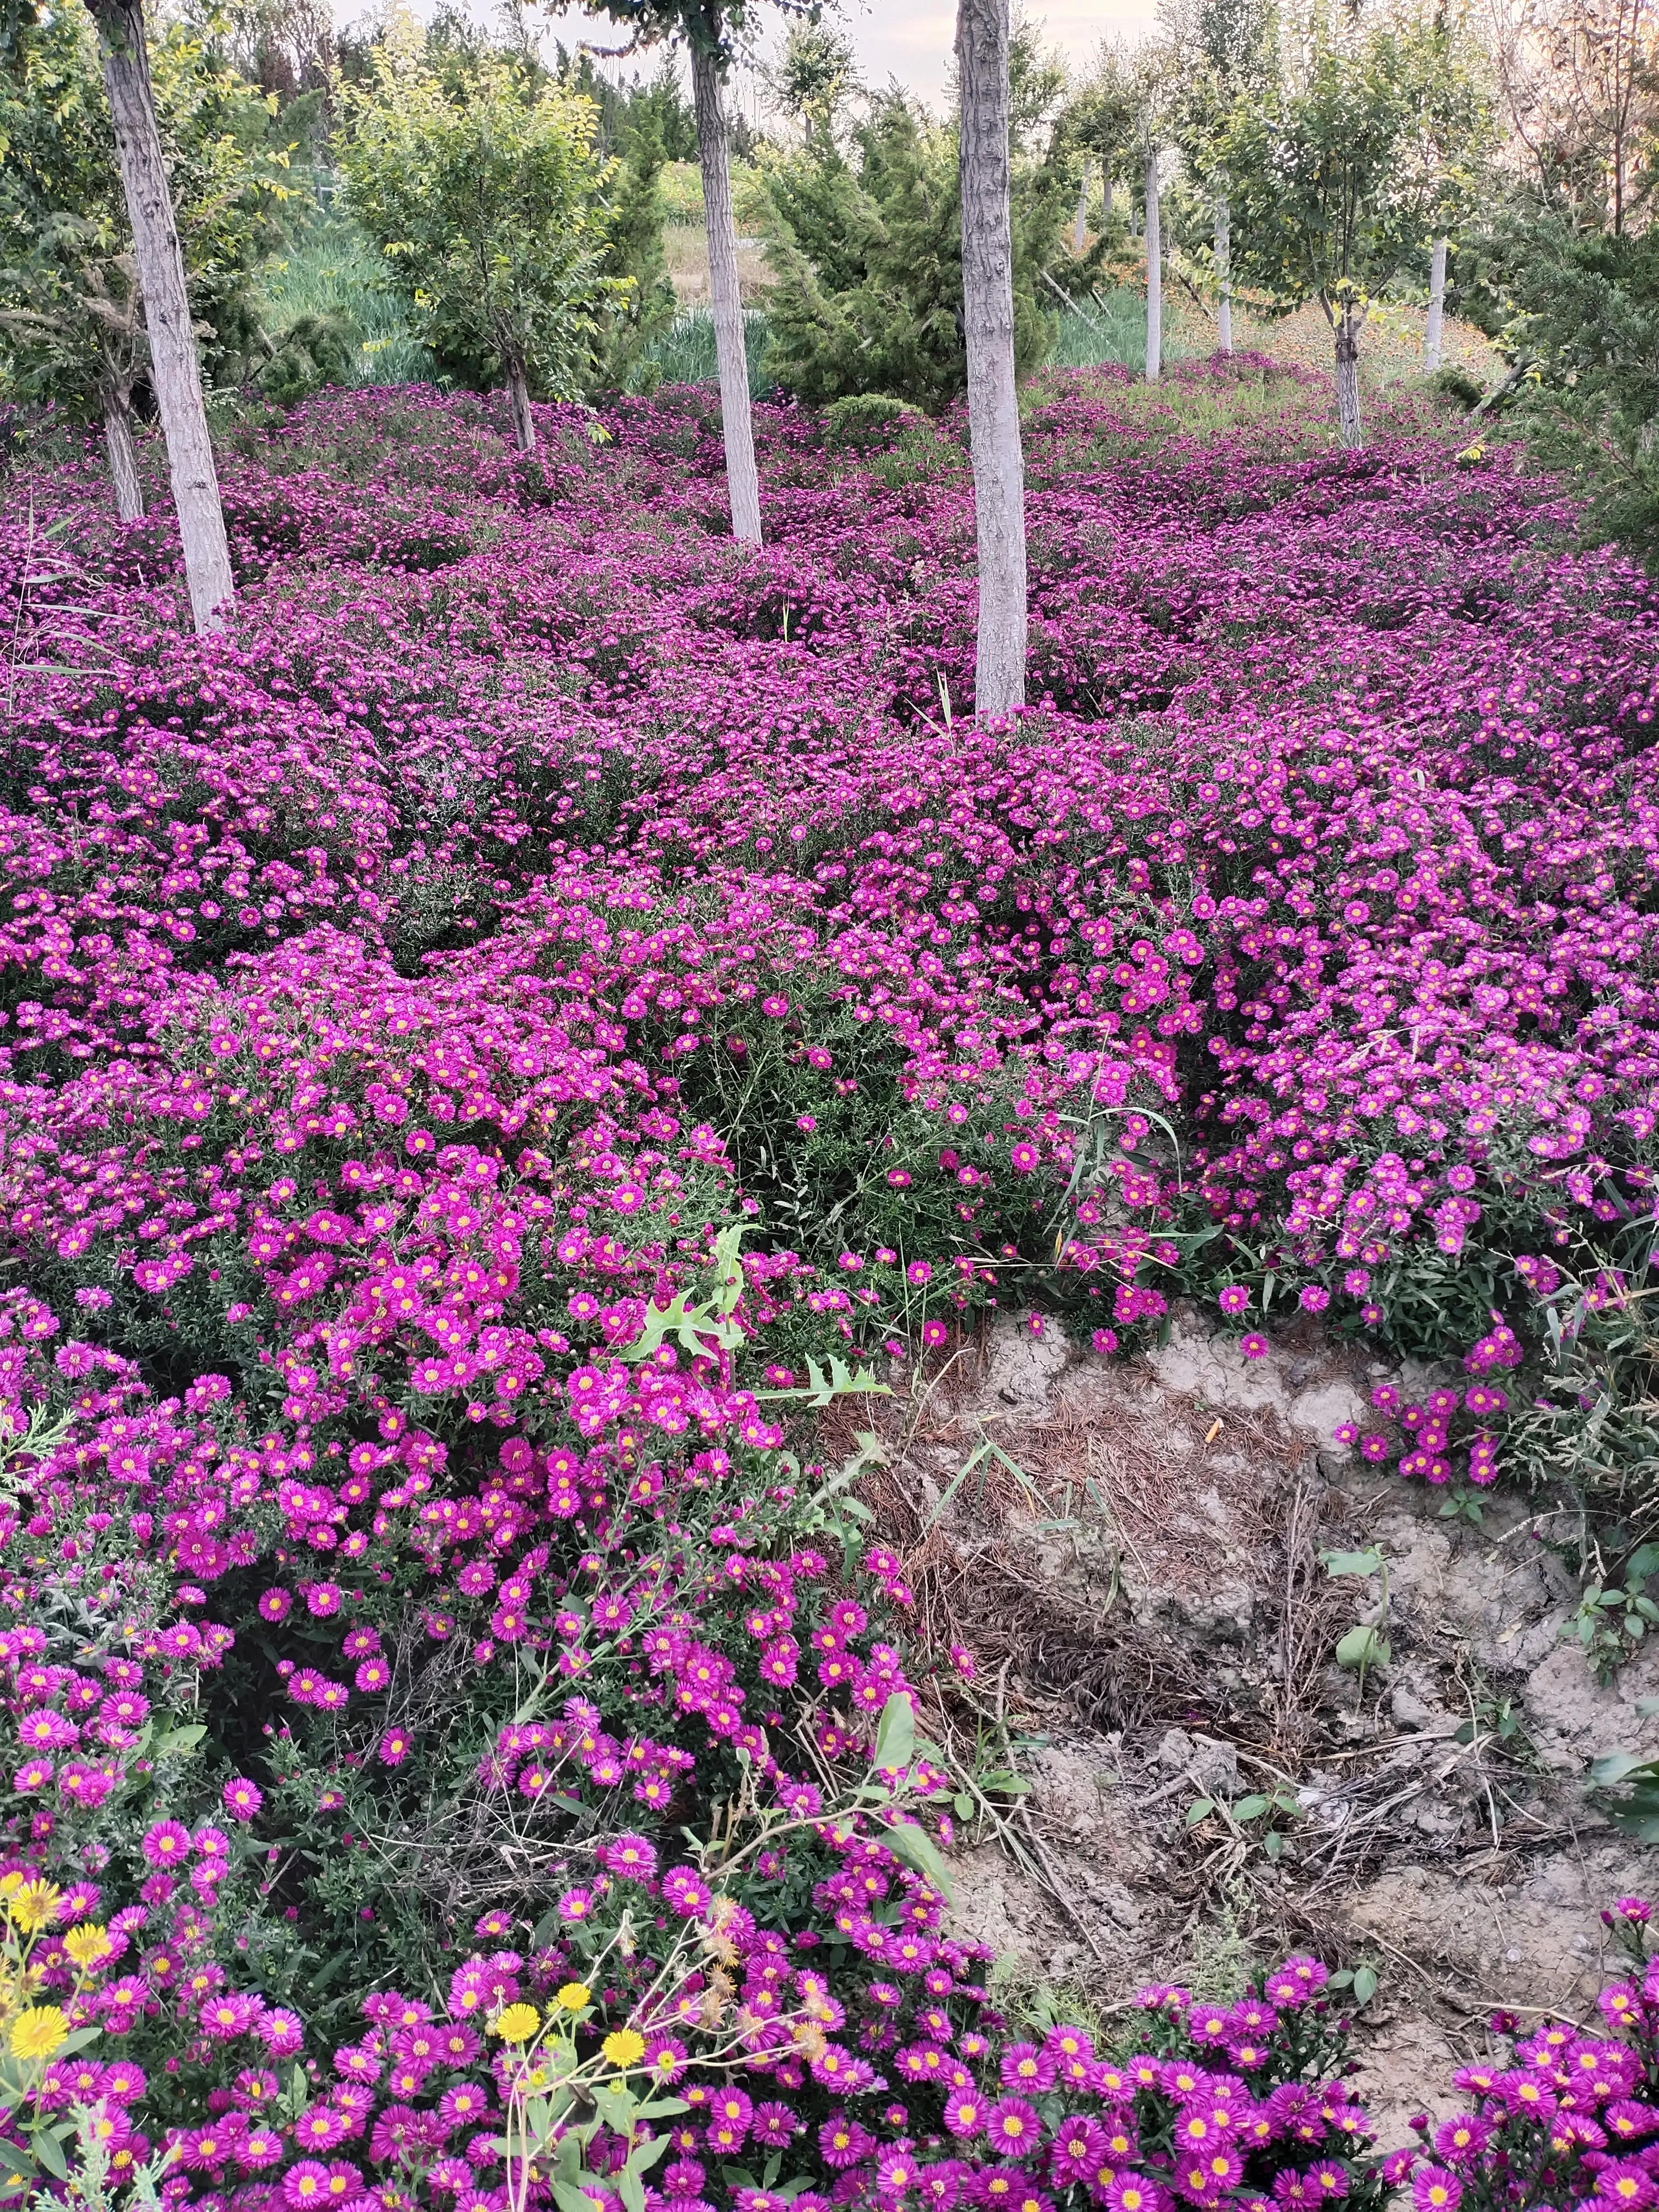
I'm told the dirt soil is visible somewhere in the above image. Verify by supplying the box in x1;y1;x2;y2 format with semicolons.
846;1310;1658;2145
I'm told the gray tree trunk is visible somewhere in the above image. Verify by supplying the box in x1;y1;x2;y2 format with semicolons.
1215;197;1233;355
1424;236;1447;372
85;0;233;632
1335;306;1363;449
956;0;1027;718
103;388;144;522
507;366;536;455
1073;156;1089;256
690;36;761;546
1144;146;1163;383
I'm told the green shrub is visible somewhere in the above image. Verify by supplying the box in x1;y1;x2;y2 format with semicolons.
822;392;921;450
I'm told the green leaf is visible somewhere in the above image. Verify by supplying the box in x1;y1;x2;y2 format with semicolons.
872;1693;915;1776
952;1791;974;1820
553;2183;602;2212
617;2168;646;2212
289;2063;310;2113
1593;1750;1658;1787
154;1724;207;1756
1186;1799;1214;1825
879;1817;954;1904
1262;1827;1285;1860
1233;1794;1271;1821
1321;1548;1383;1579
29;2129;67;2182
1353;1963;1379;2005
1334;1624;1391;1671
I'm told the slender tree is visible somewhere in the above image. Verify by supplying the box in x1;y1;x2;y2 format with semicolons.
956;0;1025;715
84;0;234;632
1144;141;1164;380
341;37;617;454
1165;0;1271;359
1424;232;1447;366
573;1;813;546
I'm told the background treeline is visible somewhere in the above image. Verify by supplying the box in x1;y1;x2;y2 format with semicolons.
10;0;1659;559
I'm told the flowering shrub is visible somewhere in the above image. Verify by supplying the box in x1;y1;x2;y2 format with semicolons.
0;360;1656;2198
1390;1898;1659;2212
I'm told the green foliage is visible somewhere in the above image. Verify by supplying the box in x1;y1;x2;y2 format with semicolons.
1430;362;1484;410
1220;21;1491;328
339;33;620;404
0;1;291;421
1488;218;1659;569
256;307;354;402
822;391;919;450
584;110;678;395
251;205;432;386
760;91;1079;411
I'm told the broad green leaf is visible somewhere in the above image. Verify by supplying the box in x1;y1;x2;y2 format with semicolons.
29;2129;67;2182
1186;1799;1214;1825
879;1817;954;1904
1334;1624;1390;1670
1321;1548;1383;1579
1233;1794;1270;1821
872;1693;915;1776
1353;1964;1379;2005
154;1724;207;1756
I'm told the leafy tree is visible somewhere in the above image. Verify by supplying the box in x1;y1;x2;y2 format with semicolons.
340;33;620;452
1220;17;1489;447
1;0;275;607
1164;0;1273;353
585;106;677;391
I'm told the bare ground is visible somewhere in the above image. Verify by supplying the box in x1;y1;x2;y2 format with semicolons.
842;1310;1659;2143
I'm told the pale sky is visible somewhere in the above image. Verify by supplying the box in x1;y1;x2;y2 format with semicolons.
339;2;1161;109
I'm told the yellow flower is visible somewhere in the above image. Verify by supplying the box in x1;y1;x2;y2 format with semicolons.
488;2003;540;2044
10;2007;68;2061
554;1982;590;2013
7;1884;61;1937
601;2029;645;2070
62;1924;114;1971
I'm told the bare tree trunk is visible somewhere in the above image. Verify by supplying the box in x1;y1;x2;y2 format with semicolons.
956;0;1027;718
1144;145;1163;383
85;0;233;633
1215;197;1232;356
689;36;761;546
1424;236;1447;372
1335;306;1363;449
506;366;536;455
1073;156;1089;256
102;387;144;522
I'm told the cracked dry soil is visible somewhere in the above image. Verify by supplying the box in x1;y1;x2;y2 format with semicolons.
845;1308;1659;2143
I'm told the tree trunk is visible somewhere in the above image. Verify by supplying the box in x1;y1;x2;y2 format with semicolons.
1424;236;1447;373
103;387;144;522
1214;198;1233;356
507;366;536;455
689;35;761;546
1144;145;1162;384
956;0;1027;719
85;0;233;633
1073;156;1089;256
1335;306;1363;450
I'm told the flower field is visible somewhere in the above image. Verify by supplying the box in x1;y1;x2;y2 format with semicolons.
0;358;1659;2208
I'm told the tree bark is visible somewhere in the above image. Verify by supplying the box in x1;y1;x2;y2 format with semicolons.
1335;305;1363;450
85;0;233;632
1073;156;1089;256
956;0;1027;718
1424;236;1447;373
1215;197;1232;356
1144;145;1162;383
507;365;536;455
689;35;761;546
102;386;144;522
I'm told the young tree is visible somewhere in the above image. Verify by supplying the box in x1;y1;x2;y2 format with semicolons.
341;36;618;454
80;0;238;629
1166;0;1273;355
1222;20;1487;447
956;0;1024;716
